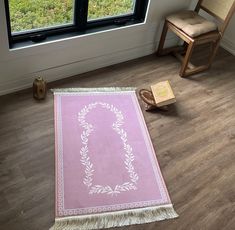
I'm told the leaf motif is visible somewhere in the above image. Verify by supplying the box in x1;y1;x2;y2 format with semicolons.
79;102;139;195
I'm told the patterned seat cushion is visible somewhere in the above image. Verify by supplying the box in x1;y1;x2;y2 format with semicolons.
167;10;218;37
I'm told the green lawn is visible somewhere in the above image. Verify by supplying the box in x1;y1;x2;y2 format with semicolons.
9;0;134;32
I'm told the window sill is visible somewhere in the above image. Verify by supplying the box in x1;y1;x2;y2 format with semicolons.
10;19;144;50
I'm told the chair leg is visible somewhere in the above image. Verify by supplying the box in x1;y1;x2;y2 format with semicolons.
157;21;168;56
179;41;195;77
179;39;220;77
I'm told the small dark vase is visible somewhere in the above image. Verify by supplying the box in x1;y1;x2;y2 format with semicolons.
33;77;47;100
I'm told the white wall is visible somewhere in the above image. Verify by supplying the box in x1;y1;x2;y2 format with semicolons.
218;15;235;55
0;0;234;95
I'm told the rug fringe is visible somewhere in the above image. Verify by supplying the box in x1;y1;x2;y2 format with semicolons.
51;87;137;94
49;204;178;230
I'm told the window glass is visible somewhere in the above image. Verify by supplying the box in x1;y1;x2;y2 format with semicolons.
9;0;75;33
5;0;149;47
88;0;136;21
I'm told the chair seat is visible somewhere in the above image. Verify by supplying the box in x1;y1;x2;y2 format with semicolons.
167;10;218;37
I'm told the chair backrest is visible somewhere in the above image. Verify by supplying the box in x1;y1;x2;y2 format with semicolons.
195;0;235;34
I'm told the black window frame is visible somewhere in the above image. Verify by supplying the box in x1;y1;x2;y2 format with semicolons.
4;0;149;48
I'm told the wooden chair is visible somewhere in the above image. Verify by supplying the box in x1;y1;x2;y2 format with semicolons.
157;0;235;77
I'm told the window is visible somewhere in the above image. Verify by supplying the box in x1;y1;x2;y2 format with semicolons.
88;0;136;20
4;0;149;48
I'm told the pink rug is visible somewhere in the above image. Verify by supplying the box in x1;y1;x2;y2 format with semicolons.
51;88;178;230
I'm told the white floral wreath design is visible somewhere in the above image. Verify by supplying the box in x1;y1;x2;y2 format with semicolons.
78;102;139;196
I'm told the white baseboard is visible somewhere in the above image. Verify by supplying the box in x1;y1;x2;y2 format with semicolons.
220;36;235;56
0;37;177;96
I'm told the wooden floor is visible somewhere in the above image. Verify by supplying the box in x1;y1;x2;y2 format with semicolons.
0;47;235;230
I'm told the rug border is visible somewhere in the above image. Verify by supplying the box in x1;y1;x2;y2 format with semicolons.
54;90;172;216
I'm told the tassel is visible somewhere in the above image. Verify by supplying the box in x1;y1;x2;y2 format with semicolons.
50;204;178;230
51;87;137;94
